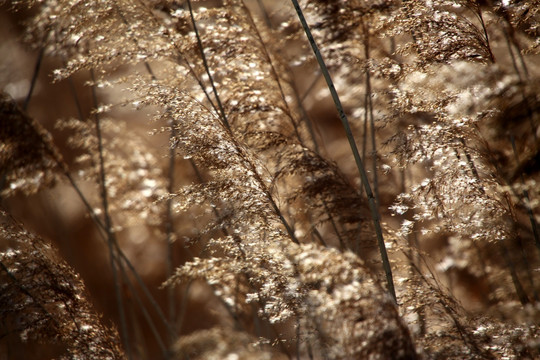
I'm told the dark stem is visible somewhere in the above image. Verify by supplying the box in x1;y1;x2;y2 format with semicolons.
290;0;396;302
118;258;170;359
166;120;177;343
510;134;540;254
23;47;44;111
499;240;530;305
363;21;380;208
241;2;305;145
473;4;495;63
90;70;131;358
186;0;230;131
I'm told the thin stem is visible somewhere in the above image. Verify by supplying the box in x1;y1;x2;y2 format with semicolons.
491;1;537;141
175;281;192;335
241;2;305;145
66;69;176;341
499;240;530;305
322;200;345;249
266;188;300;244
119;3;222;122
362;89;368;163
219;129;300;244
295;317;301;360
23;47;44;111
503;28;524;83
294;78;321;154
363;22;380;208
240;6;346;243
290;0;396;302
90;70;131;358
473;4;495;63
300;72;321;103
255;0;273;28
490;0;529;77
186;0;230;131
166;121;177;343
510;135;540;254
311;227;328;247
67;77;85;121
166;7;296;247
117;259;170;359
298;72;324;153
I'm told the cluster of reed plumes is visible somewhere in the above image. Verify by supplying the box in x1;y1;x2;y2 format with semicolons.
1;0;539;359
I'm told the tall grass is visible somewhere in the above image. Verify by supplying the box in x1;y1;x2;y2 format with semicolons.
1;0;539;359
